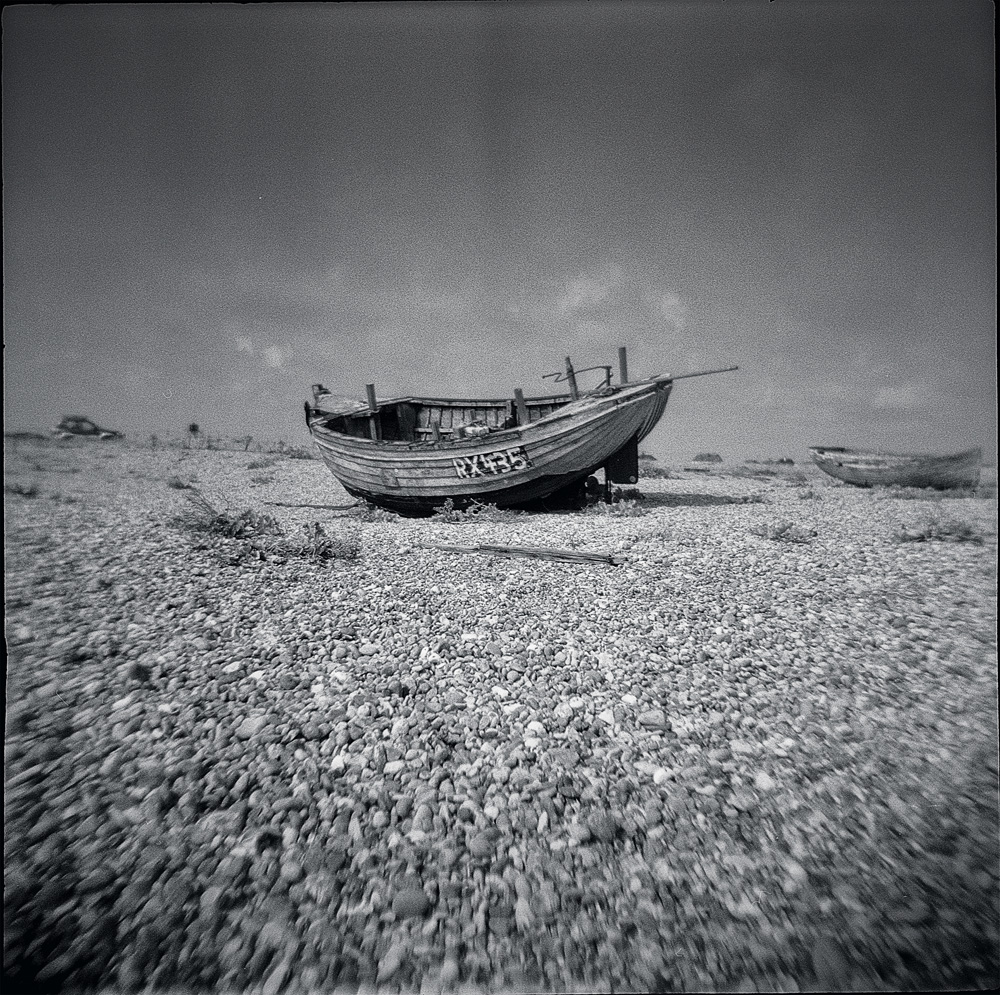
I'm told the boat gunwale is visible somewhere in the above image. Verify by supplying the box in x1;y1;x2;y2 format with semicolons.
308;380;670;458
311;374;674;417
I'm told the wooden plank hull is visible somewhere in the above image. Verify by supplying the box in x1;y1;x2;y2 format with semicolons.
809;446;983;490
307;379;674;513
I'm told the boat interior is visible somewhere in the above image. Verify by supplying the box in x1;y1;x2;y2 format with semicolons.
314;394;574;443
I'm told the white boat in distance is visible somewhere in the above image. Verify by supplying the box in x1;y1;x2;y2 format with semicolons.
809;446;983;490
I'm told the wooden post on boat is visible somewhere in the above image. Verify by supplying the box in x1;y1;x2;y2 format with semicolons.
565;358;579;400
514;389;529;426
431;422;441;442
618;346;629;384
365;384;380;441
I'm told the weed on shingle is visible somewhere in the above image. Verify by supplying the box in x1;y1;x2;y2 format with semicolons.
349;501;400;523
5;482;39;498
430;498;522;524
174;488;360;563
174;489;281;540
749;521;817;544
894;511;985;545
585;498;648;518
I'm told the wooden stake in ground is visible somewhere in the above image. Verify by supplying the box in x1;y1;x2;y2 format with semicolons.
423;542;624;566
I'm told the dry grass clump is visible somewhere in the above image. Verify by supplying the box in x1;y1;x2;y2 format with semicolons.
875;484;971;501
350;502;400;522
729;464;779;480
749;521;816;544
609;500;648;517
174;489;360;561
585;496;648;518
5;482;40;498
271;521;361;561
874;482;995;500
166;476;194;490
174;489;281;539
246;458;279;471
431;498;522;524
894;511;986;545
4;431;48;442
881;485;940;500
143;434;318;456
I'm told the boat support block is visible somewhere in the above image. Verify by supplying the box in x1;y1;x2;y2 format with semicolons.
604;434;640;484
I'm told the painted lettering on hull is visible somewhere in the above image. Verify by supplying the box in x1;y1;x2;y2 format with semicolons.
453;446;531;479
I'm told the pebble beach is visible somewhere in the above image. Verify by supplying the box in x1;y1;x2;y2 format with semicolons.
4;436;999;993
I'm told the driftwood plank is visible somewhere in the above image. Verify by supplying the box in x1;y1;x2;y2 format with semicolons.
423;542;624;566
264;501;360;510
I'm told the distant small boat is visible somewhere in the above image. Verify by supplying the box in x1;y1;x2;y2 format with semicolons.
305;349;737;514
809;446;982;490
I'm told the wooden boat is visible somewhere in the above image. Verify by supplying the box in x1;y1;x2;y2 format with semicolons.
809;446;982;490
305;350;737;514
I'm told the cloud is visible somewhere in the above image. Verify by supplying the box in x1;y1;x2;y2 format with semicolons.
654;292;690;333
870;382;928;412
261;345;292;369
231;331;291;369
555;265;623;317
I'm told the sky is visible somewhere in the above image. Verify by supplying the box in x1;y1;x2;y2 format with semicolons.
4;1;996;461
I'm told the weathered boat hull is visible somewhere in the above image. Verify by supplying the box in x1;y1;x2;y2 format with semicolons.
809;446;983;490
307;378;674;514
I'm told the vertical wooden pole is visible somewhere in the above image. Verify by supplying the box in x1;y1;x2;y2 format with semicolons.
514;389;529;425
365;384;379;441
431;422;441;442
564;358;579;400
618;346;629;384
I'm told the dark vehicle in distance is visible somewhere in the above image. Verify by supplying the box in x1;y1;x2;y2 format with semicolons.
52;416;123;441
